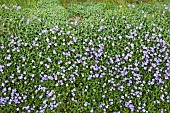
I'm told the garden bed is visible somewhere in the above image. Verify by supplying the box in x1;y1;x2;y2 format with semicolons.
0;0;170;112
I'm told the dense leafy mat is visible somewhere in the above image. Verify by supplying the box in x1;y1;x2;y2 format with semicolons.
0;1;170;113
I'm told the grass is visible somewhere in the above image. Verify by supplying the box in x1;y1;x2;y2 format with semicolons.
0;0;170;112
59;0;167;7
0;0;39;8
0;0;167;8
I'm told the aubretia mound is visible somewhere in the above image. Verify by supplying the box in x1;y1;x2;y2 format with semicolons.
0;1;170;113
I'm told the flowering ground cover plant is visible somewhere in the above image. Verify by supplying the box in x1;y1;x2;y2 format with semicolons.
0;0;170;112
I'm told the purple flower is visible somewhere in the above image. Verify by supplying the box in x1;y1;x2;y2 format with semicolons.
0;45;4;49
100;73;106;78
93;64;99;71
13;98;20;104
73;37;78;42
16;6;21;10
2;4;9;9
42;77;48;81
94;74;99;78
98;26;106;31
48;76;54;80
53;26;59;31
98;104;104;109
125;102;130;107
120;70;128;76
5;54;11;60
166;62;170;68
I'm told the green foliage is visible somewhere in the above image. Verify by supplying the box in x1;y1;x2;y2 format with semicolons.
58;0;167;7
0;0;39;8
